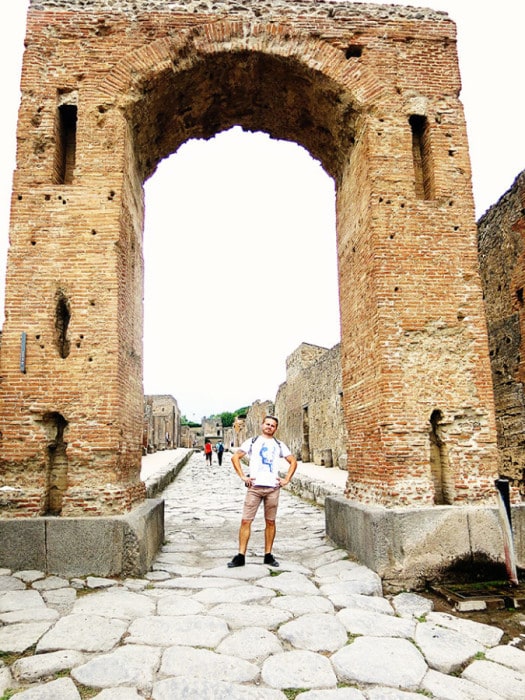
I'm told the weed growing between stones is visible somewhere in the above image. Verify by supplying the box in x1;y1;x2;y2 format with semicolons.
283;689;309;699
76;684;100;699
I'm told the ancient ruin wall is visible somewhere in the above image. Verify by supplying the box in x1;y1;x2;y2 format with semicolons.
478;171;525;496
275;343;347;470
0;0;500;515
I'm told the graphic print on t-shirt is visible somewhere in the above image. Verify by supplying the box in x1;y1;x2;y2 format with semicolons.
253;439;280;487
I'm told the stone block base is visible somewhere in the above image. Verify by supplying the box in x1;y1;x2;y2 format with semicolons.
0;499;164;578
325;496;525;591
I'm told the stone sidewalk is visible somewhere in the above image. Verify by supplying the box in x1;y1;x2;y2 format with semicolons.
1;449;525;699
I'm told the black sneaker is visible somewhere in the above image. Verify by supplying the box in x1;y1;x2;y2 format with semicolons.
227;553;245;568
264;553;279;567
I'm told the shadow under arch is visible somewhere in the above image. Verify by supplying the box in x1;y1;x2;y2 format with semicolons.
100;19;385;184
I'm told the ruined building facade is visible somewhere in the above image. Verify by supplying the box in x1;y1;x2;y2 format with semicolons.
478;170;525;497
275;343;346;469
0;0;500;517
143;394;181;453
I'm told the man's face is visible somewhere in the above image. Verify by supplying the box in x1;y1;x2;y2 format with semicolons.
262;418;278;436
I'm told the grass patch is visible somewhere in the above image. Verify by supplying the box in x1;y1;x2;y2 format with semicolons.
283;689;309;699
76;684;100;699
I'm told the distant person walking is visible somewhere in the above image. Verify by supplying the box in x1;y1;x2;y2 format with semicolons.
204;439;213;466
215;440;225;466
228;415;297;568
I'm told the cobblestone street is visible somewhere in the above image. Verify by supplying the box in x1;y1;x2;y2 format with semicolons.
1;450;525;699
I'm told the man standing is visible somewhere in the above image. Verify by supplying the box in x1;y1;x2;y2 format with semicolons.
228;415;297;568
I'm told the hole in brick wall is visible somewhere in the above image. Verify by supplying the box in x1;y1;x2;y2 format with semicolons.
345;45;363;59
44;194;51;201
409;114;434;200
429;409;451;505
55;290;71;359
43;411;68;516
54;103;77;185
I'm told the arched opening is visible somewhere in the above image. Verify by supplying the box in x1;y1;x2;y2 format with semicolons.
429;409;451;505
43;411;69;516
142;127;340;417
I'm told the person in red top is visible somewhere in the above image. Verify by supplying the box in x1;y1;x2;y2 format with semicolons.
204;439;213;466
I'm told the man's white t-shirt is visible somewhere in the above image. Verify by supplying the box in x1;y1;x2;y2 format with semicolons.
240;436;291;487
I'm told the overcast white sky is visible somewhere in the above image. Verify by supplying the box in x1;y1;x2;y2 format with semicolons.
0;1;524;421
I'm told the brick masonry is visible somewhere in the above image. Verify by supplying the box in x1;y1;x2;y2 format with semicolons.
0;0;500;515
478;170;525;497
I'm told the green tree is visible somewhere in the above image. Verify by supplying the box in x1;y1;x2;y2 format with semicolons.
219;412;235;427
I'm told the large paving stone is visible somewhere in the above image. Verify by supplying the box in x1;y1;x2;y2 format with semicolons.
331;636;427;689
13;650;86;682
192;583;275;605
156;593;205;615
72;644;161;692
462;659;525;699
152;676;285;699
13;677;80;699
216;627;283;662
295;690;365;699
258;572;320;596
0;621;54;653
202;564;272;580
319;577;382;598
209;602;292;630
154;576;243;590
0;590;44;612
426;611;504;647
415;621;485;674
366;689;429;699
486;645;525;673
421;667;504;700
278;613;348;652
390;592;433;618
0;575;25;591
270;594;335;616
71;589;155;619
160;645;259;683
92;690;143;699
336;608;416;638
36;614;128;653
0;606;59;624
126;614;229;647
261;649;337;689
327;592;394;614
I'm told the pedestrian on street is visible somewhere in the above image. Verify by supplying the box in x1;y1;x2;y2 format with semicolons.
204;439;213;466
228;415;297;568
215;440;225;466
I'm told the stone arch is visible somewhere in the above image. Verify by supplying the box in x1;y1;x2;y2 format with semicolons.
98;21;385;184
0;1;500;520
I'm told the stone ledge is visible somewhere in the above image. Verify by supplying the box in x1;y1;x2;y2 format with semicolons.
0;499;164;578
281;469;342;506
325;496;525;591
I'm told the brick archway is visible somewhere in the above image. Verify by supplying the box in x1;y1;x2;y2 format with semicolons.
0;0;500;518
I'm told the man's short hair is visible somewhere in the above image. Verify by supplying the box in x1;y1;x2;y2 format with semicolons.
264;415;279;426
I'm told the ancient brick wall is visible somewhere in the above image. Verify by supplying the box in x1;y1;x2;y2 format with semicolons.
275;342;347;469
0;0;500;515
478;171;525;496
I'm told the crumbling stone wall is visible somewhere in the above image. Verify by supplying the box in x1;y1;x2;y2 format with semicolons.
478;170;525;496
275;343;347;469
0;0;500;515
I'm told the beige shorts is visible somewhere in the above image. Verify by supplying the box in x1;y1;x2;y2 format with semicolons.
242;485;280;521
